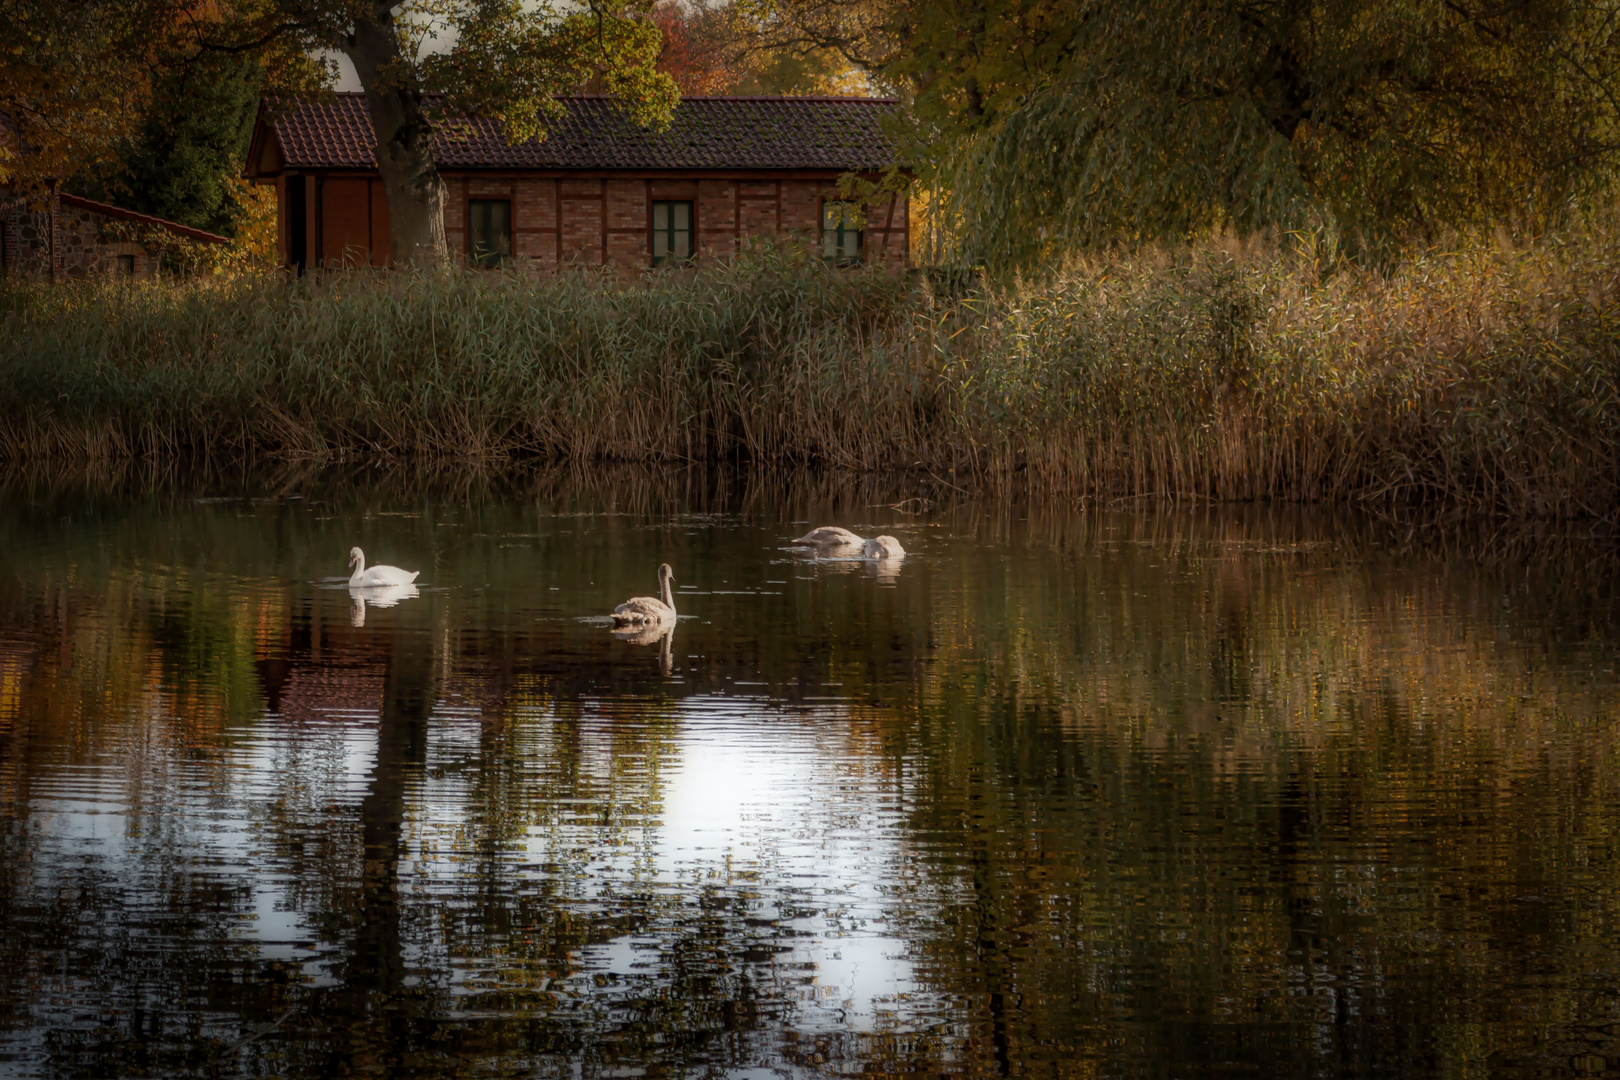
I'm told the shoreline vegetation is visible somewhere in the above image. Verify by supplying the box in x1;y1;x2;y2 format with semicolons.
2;234;1617;517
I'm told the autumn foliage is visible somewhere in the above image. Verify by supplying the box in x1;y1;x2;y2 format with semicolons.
653;3;742;94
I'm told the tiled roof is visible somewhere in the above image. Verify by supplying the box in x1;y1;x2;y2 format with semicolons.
262;93;901;172
58;193;230;244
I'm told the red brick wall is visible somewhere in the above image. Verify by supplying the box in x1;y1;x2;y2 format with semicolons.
696;180;736;258
865;191;909;271
780;181;819;236
559;179;603;265
605;180;644;268
513;177;557;268
307;172;909;271
739;181;778;238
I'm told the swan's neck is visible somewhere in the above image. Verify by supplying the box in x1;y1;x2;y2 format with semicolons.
661;576;675;615
349;553;365;584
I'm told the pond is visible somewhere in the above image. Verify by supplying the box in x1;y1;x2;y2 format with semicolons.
1;467;1618;1078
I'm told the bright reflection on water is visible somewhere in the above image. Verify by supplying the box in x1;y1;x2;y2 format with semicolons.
2;467;1619;1078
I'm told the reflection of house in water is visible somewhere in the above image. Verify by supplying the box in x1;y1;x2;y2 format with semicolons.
0;637;34;713
257;660;388;723
252;597;396;721
0;637;38;798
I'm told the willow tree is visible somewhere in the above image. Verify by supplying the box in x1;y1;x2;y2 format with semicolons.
738;0;1620;265
905;0;1620;265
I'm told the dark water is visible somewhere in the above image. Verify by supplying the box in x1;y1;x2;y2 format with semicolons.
2;467;1620;1079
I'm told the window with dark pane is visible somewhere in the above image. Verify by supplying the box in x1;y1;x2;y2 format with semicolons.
116;254;135;276
821;201;863;266
468;199;512;268
651;201;693;266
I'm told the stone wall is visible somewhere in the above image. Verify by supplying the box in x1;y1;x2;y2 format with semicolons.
0;191;53;278
1;189;159;280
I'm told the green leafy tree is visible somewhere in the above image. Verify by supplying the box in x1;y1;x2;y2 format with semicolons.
737;0;1620;266
70;51;264;235
189;0;681;265
1;0;323;213
903;0;1620;266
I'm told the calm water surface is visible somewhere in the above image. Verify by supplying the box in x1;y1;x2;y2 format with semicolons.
2;468;1619;1078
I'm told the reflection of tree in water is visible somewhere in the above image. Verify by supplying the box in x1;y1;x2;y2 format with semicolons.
836;507;1620;1078
241;629;825;1075
4;474;1620;1077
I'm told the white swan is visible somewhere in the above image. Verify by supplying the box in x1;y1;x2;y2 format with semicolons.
794;528;906;559
348;546;420;588
613;563;676;625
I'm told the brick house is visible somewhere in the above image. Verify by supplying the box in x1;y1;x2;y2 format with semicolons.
0;186;229;280
245;94;908;271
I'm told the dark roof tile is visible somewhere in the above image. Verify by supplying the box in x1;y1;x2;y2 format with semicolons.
266;93;900;172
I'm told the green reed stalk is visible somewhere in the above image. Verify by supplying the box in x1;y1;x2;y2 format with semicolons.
2;231;1617;515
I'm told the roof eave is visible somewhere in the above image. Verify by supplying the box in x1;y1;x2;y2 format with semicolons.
243;100;273;179
58;192;231;244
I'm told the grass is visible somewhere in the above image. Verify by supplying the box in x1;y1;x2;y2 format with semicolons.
1;231;1617;515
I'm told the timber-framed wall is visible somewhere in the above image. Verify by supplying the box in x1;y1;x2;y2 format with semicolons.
249;95;909;273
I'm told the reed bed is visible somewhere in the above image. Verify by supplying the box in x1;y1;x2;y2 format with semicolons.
1;233;1617;514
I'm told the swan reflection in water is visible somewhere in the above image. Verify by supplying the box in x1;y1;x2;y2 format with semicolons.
349;582;421;626
865;555;904;585
613;620;676;675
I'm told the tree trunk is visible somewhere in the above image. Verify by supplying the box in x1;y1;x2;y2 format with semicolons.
341;629;435;1069
343;7;448;266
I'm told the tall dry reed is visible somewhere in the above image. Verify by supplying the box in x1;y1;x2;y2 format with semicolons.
2;233;1616;514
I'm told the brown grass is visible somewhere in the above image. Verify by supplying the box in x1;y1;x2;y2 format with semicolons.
1;231;1616;515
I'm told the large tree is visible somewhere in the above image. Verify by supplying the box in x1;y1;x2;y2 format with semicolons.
653;0;872;94
70;50;266;236
0;0;151;198
210;0;680;264
736;0;1620;265
0;0;320;206
933;0;1620;264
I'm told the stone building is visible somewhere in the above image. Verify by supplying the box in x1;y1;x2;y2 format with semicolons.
0;187;229;280
245;94;908;271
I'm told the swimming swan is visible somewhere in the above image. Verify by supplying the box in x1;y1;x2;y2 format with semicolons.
348;547;421;588
613;563;677;625
794;528;906;559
